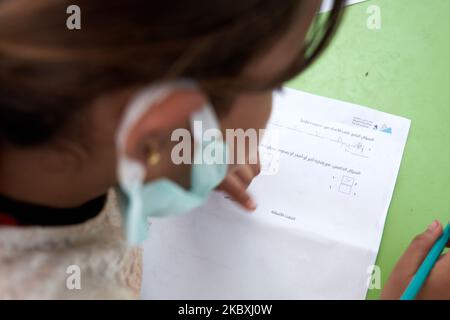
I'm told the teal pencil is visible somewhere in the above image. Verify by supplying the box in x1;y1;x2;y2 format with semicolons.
401;223;450;300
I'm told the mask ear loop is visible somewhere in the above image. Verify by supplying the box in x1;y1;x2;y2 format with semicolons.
116;80;196;190
190;103;226;166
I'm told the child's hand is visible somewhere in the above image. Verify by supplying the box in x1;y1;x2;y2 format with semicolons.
382;220;450;299
216;162;261;212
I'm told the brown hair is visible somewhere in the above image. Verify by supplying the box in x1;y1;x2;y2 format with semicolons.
0;0;344;146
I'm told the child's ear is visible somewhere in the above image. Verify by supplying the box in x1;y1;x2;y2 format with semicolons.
123;88;207;166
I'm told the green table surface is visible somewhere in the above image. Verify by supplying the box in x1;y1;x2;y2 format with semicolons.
287;0;450;299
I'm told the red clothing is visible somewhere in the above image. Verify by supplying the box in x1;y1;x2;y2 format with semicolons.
0;212;18;226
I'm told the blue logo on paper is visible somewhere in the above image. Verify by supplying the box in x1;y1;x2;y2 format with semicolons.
373;124;392;134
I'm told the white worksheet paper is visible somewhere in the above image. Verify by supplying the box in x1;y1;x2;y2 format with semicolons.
320;0;369;12
141;88;411;299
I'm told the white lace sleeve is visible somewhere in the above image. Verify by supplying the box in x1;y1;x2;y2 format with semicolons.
0;190;142;299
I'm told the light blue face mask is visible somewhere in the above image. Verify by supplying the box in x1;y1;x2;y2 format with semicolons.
116;82;228;245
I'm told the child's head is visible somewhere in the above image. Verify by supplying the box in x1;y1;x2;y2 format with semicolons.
0;0;342;207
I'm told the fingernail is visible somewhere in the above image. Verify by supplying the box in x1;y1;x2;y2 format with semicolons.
246;198;257;211
427;220;439;232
